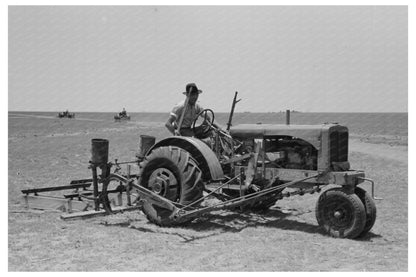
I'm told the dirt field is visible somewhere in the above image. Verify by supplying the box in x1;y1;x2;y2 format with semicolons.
8;113;408;271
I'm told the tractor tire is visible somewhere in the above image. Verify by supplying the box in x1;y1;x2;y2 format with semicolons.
355;187;377;237
316;187;366;239
139;146;204;226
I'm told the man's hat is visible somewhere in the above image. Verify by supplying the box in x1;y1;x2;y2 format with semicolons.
183;83;202;95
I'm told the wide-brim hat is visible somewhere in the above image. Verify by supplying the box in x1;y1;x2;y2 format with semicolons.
183;83;202;94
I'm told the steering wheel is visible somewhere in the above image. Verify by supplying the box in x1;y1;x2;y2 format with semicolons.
192;109;215;137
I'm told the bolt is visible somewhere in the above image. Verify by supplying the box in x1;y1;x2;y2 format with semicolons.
334;211;342;218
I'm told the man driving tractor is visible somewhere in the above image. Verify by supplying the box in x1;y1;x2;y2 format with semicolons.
165;83;223;137
119;108;127;117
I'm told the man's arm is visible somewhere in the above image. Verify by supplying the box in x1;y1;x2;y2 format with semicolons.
165;114;180;136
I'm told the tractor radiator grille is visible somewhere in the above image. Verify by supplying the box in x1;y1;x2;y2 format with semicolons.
329;129;348;163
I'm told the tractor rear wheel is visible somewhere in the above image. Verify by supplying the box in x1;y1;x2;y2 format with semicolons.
316;188;366;239
139;146;204;226
355;187;377;237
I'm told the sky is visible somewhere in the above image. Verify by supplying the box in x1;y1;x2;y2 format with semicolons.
8;5;408;113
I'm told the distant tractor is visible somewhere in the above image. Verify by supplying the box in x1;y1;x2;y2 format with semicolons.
58;110;75;118
24;93;377;239
114;109;130;122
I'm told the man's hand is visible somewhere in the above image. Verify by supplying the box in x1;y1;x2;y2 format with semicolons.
166;115;181;136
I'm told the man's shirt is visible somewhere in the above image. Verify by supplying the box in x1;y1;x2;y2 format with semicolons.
170;100;204;128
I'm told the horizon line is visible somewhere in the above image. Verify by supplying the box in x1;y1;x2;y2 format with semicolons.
8;110;409;114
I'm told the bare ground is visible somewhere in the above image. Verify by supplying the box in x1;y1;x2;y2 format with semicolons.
8;116;408;271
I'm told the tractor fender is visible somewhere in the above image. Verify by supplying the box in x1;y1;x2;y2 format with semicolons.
147;136;224;181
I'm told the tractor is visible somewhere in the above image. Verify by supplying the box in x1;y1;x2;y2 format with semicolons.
114;109;130;122
23;92;377;239
133;106;377;239
58;110;75;118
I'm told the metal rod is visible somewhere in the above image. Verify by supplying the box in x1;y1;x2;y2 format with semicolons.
177;174;242;211
63;188;123;199
126;165;132;206
113;160;139;165
70;179;94;185
180;174;321;218
262;139;266;178
358;177;383;200
226;91;241;131
239;167;245;197
91;166;100;211
286;110;290;125
239;167;246;211
101;163;113;213
177;92;190;135
21;183;91;194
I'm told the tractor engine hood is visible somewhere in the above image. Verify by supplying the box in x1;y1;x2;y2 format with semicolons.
229;123;344;149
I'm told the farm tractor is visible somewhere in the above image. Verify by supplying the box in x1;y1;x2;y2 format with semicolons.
57;110;75;118
114;109;130;122
22;92;377;239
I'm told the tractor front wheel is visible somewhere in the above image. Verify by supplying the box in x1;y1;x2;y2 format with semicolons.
139;146;204;226
355;187;377;237
316;188;366;239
